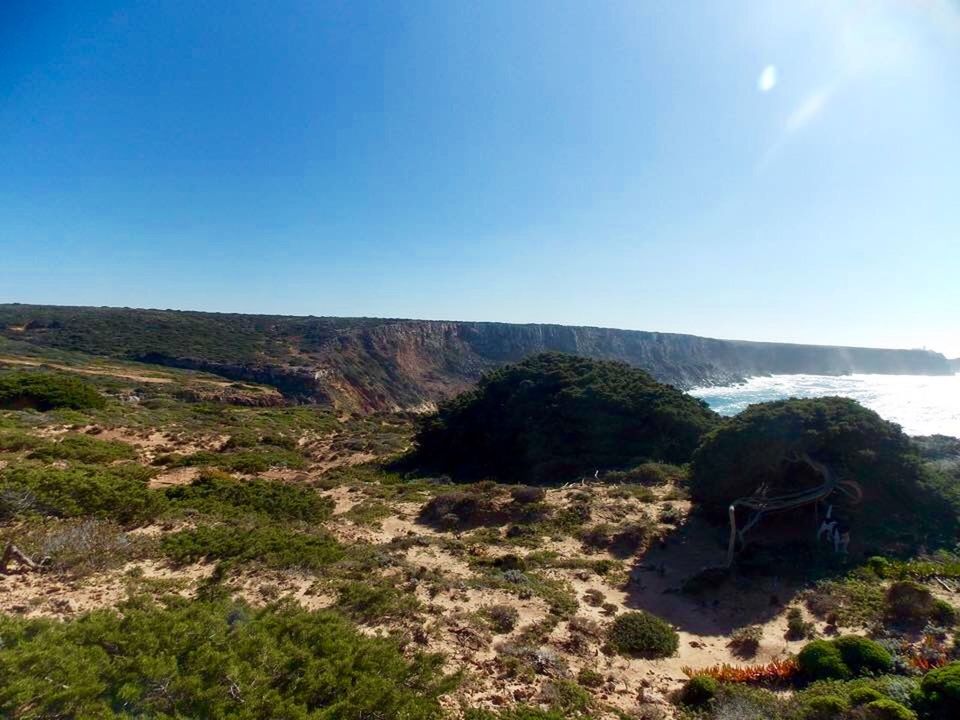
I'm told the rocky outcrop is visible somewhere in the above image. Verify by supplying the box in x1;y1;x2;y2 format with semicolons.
1;304;953;414
950;358;960;374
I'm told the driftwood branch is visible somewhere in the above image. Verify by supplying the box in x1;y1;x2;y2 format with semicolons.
0;542;40;574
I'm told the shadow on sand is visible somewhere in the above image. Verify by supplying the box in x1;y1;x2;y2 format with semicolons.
622;513;852;636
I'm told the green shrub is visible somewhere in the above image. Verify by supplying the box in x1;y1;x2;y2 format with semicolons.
0;371;106;411
164;446;306;474
161;524;343;569
834;635;893;676
418;490;497;529
0;463;162;525
798;637;892;682
606;610;678;657
335;580;422;623
605;462;686;486
482;604;519;634
729;625;763;657
792;694;849;720
165;470;333;521
933;600;957;626
886;581;938;626
679;674;718;707
409;353;718;483
849;686;886;706
917;661;960;720
541;678;593;715
860;698;916;720
0;596;455;719
798;640;853;681
576;667;604;689
787;606;815;640
511;485;546;504
0;430;43;452
342;499;392;526
28;434;136;463
710;684;783;719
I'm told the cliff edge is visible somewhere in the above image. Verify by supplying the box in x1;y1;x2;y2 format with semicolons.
0;304;951;413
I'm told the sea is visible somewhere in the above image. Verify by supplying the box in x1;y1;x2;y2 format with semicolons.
688;373;960;439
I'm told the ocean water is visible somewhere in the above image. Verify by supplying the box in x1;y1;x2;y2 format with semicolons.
688;373;960;438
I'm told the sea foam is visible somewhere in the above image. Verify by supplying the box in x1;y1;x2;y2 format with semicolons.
689;373;960;438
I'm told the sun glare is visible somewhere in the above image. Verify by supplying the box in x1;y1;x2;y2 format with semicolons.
758;64;778;92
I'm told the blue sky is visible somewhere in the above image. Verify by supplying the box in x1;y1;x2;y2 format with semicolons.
1;1;958;355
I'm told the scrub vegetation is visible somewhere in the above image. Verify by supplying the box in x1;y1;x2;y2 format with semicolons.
1;342;959;720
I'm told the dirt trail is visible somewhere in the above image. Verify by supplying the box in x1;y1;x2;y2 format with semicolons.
0;356;173;383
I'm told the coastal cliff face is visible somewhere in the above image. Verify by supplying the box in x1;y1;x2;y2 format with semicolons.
0;304;952;413
308;321;952;412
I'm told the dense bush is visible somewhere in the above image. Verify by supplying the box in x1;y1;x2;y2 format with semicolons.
917;662;960;720
860;698;916;720
0;596;454;719
335;580;422;623
410;353;718;483
0;429;43;452
798;640;853;681
787;606;815;640
0;463;162;525
483;604;520;633
165;470;333;521
604;462;686;486
679;675;719;707
511;485;547;504
884;581;954;627
161;446;306;474
418;490;498;529
606;610;678;657
782;678;920;720
797;636;892;681
0;371;106;411
540;678;593;715
833;636;893;676
689;397;953;543
161;524;343;569
28;434;137;463
729;625;763;657
792;694;850;719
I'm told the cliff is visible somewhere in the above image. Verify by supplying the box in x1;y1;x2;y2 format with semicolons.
0;304;952;413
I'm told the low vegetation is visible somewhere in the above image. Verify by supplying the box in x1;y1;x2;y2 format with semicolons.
606;610;678;658
1;344;959;719
0;463;162;526
164;470;333;521
0;596;456;719
0;370;106;411
797;636;893;681
161;523;343;569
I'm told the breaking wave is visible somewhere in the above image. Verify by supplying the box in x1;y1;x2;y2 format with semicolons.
689;373;960;438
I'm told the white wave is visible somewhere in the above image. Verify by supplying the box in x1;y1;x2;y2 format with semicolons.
689;373;960;438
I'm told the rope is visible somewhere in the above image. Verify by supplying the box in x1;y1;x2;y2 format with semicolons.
724;455;860;567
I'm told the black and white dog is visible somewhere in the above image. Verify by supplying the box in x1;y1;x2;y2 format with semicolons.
817;505;851;554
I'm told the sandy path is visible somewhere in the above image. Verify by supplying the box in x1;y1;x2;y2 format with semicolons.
0;355;173;383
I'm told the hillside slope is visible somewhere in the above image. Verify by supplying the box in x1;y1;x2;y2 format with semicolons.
1;304;951;413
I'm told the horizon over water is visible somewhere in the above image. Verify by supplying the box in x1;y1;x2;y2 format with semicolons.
689;373;960;438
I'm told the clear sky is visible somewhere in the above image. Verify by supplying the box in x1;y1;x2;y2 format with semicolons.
1;1;958;356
